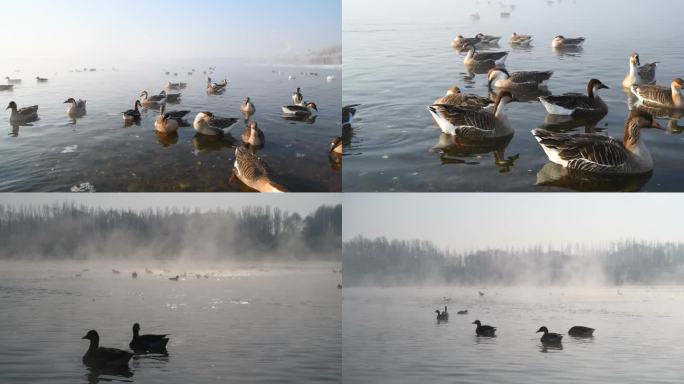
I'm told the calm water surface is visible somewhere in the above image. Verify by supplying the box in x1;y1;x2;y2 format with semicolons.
343;286;684;383
0;61;341;192
343;0;684;191
0;262;341;383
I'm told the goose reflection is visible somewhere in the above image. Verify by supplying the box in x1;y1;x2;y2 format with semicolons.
155;131;179;147
539;343;564;353
629;104;684;134
537;114;605;134
552;46;583;58
433;133;518;173
536;162;652;192
85;366;133;384
7;121;37;137
192;134;235;153
489;87;551;104
282;114;317;124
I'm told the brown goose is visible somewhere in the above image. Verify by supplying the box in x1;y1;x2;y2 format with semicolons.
193;112;239;137
330;136;342;155
233;146;286;193
451;35;483;50
282;102;318;117
531;111;662;175
551;35;585;48
472;320;496;336
433;86;493;108
427;91;515;139
463;45;508;66
568;326;595;337
475;33;501;44
155;112;179;134
539;79;608;116
622;53;658;87
537;326;563;344
487;67;553;90
631;78;684;109
6;101;38;123
241;121;264;147
241;97;256;114
510;32;533;45
292;88;304;105
82;330;133;369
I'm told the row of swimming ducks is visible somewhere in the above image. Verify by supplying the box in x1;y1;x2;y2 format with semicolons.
452;33;585;52
428;45;679;176
435;307;594;345
1;76;49;90
82;323;169;370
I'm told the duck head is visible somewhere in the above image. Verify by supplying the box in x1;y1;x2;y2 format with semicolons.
536;326;549;334
630;52;641;66
306;102;318;111
446;86;461;96
487;67;510;87
194;111;214;126
132;323;140;336
587;79;608;98
140;90;149;100
472;320;482;326
63;98;76;104
82;330;99;341
671;78;684;93
6;101;17;110
244;97;251;103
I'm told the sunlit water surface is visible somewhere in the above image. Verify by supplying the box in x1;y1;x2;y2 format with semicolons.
0;262;341;383
343;286;684;384
0;60;341;192
343;0;684;191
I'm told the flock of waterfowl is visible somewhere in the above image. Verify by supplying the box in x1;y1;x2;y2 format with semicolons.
427;31;682;180
434;305;595;348
3;69;342;192
82;323;169;371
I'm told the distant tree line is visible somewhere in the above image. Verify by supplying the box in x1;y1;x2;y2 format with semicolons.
0;204;341;261
343;236;684;286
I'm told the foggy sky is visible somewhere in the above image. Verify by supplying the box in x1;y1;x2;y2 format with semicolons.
343;194;684;251
1;0;340;62
2;193;341;216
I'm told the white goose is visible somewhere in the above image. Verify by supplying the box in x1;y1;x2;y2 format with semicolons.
551;35;585;48
233;146;286;193
622;53;658;88
159;90;181;103
282;102;318;117
155;111;180;134
5;77;21;84
241;121;264;147
206;77;228;94
6;101;38;123
64;98;87;117
631;78;684;109
510;32;533;45
140;91;166;107
487;68;553;90
463;45;508;66
451;35;483;50
192;112;238;137
427;91;515;139
532;111;662;175
539;79;609;116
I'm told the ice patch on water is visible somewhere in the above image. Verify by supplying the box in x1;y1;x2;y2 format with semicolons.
61;145;78;153
70;182;96;192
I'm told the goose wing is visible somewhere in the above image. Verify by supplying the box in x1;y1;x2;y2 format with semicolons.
563;37;585;45
430;104;504;137
533;129;629;170
542;93;598;111
235;147;271;181
284;105;311;113
509;71;553;85
210;116;238;129
633;84;672;106
436;93;493;108
637;63;658;83
474;51;508;61
95;347;133;362
18;105;39;116
165;110;190;119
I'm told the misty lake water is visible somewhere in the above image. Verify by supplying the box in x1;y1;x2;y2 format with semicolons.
0;262;341;383
0;61;341;192
343;0;684;191
343;286;684;384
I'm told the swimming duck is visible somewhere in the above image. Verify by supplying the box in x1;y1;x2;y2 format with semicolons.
36;76;48;82
531;111;661;175
539;79;609;116
122;100;142;122
159;103;190;124
435;309;449;321
64;98;86;117
112;269;120;274
463;45;508;66
451;35;483;50
631;78;684;109
551;35;585;48
292;87;304;105
343;104;360;127
193;112;239;137
510;32;533;45
457;310;468;315
82;330;133;369
131;272;137;279
472;320;496;336
241;97;256;115
487;67;553;90
282;102;318;117
475;33;501;44
140;90;166;107
330;136;342;155
6;101;38;123
0;84;13;91
233;146;287;193
537;326;563;344
428;91;515;139
622;53;658;88
5;77;21;84
155;111;180;134
206;77;228;94
129;323;170;352
159;90;181;103
433;86;493;108
241;121;265;147
145;268;153;274
169;275;179;281
568;326;595;337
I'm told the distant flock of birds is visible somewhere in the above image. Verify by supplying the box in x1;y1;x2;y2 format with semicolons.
3;69;343;192
435;305;595;347
82;323;169;371
418;31;682;178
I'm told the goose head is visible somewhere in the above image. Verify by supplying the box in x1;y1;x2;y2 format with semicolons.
446;86;461;96
82;330;100;341
6;101;17;110
134;100;142;109
140;91;149;100
194;111;213;127
475;33;485;39
159;90;167;96
493;91;516;117
435;310;440;314
630;52;641;66
244;97;251;104
306;102;318;111
472;320;482;326
671;78;684;93
330;136;342;153
63;98;76;104
248;121;259;132
132;323;141;335
587;79;608;98
487;67;510;86
536;326;549;334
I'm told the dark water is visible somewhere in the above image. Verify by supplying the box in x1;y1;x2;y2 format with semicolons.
0;61;341;192
0;263;341;383
342;0;684;191
343;286;684;384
